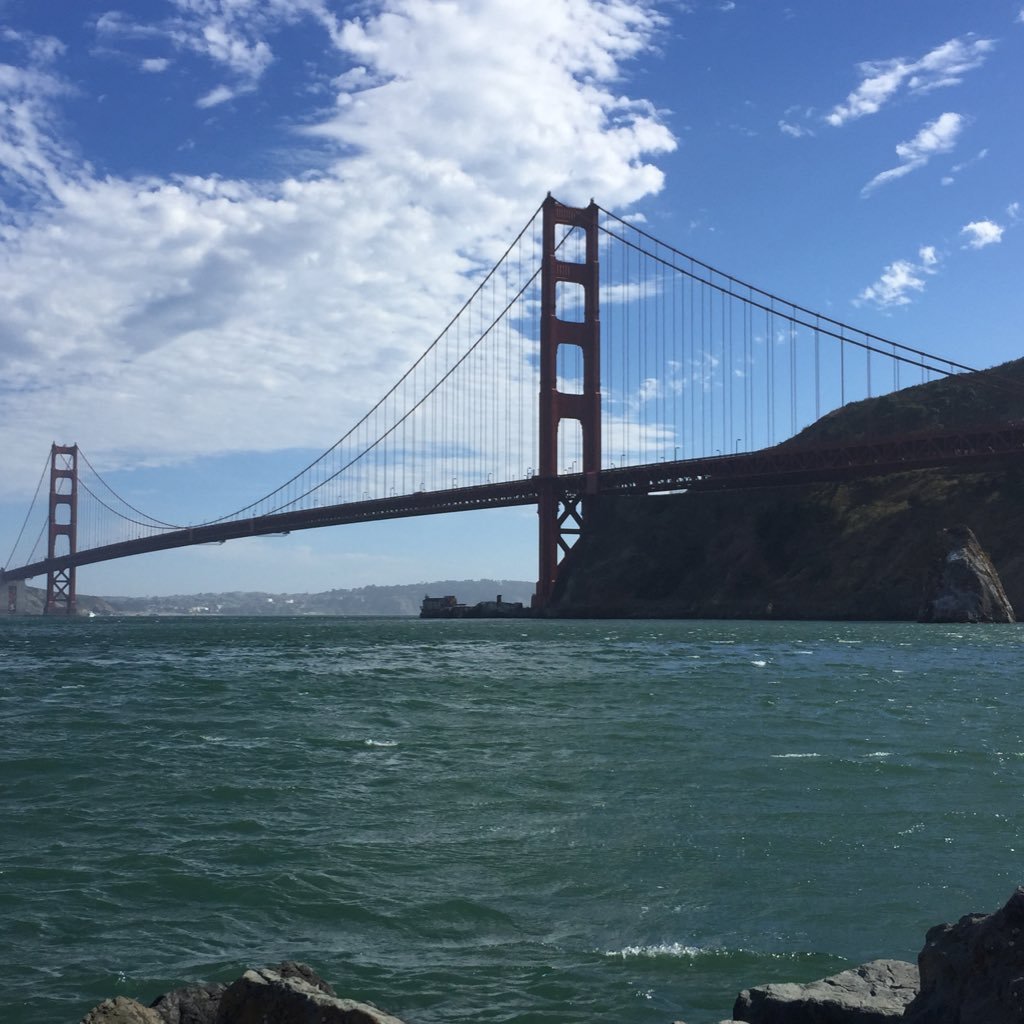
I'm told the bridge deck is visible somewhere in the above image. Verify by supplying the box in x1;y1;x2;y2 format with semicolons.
4;422;1023;584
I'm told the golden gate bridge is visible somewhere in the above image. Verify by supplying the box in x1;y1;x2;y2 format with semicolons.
4;196;1022;614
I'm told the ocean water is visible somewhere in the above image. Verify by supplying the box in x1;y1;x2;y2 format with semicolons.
1;616;1021;1024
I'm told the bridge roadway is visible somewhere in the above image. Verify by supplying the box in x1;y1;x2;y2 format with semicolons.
4;421;1024;585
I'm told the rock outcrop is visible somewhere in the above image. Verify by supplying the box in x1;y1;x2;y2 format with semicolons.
550;467;1024;619
79;963;404;1024
732;959;919;1023
81;997;162;1024
216;966;406;1024
918;525;1015;623
727;888;1024;1024
148;980;225;1024
902;885;1024;1024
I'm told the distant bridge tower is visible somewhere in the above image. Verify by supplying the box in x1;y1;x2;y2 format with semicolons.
46;444;78;615
535;196;601;607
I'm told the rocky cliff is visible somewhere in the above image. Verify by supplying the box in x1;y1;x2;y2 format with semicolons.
551;359;1024;620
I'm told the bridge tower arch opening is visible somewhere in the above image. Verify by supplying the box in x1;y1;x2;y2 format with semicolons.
45;443;78;615
535;196;601;608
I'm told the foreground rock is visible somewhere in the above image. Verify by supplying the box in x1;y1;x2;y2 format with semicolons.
217;967;407;1024
81;998;162;1024
918;525;1015;623
729;888;1024;1024
149;980;226;1023
79;963;406;1024
732;959;919;1023
902;885;1024;1024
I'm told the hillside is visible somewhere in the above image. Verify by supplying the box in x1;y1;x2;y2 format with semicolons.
551;359;1024;620
785;356;1024;447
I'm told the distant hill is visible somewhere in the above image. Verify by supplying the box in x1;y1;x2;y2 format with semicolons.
8;579;535;617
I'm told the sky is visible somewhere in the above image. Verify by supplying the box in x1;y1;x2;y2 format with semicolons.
1;0;1022;597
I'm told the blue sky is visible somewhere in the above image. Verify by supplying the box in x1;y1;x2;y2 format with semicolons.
1;0;1022;597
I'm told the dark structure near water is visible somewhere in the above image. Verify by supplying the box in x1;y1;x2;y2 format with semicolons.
420;593;529;618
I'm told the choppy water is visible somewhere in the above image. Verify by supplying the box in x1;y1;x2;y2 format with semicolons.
1;616;1021;1023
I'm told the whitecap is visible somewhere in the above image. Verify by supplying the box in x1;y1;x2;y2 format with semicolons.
364;739;398;748
751;659;767;668
604;942;704;959
771;752;821;759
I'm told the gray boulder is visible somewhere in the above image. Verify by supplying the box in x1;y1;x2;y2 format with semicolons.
918;525;1015;623
732;958;919;1023
214;967;407;1024
147;960;335;1023
81;997;163;1024
275;959;337;996
902;885;1024;1023
149;982;225;1024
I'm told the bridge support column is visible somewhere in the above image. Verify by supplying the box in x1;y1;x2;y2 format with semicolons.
45;443;78;616
7;583;16;614
534;196;601;608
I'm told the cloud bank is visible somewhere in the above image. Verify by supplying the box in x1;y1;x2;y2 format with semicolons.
0;1;675;496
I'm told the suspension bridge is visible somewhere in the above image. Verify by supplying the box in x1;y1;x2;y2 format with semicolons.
4;196;1022;615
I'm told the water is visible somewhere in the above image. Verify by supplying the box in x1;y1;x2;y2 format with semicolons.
1;617;1021;1024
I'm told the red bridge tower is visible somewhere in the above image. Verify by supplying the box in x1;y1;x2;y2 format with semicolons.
46;443;78;615
535;196;601;608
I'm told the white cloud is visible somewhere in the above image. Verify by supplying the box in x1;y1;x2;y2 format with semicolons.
778;119;812;138
0;63;74;199
827;35;994;126
1017;7;1024;23
941;146;988;186
961;219;1003;248
1008;201;1020;220
0;0;676;495
141;57;171;73
196;83;237;107
198;21;273;78
2;27;65;65
96;0;283;97
856;244;940;309
856;259;929;308
861;111;964;195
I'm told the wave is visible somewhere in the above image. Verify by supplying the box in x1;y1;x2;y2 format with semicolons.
601;943;827;963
